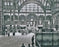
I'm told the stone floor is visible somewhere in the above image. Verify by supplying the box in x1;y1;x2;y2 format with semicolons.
0;33;35;47
0;36;21;47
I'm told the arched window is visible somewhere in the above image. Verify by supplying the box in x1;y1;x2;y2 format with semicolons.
20;3;44;12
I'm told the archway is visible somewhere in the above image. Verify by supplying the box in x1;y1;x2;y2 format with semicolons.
54;15;59;30
19;3;44;27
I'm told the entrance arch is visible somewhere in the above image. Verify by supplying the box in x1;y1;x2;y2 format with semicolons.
27;13;37;26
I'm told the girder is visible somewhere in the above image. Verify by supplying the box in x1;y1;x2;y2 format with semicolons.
1;0;59;33
0;0;59;47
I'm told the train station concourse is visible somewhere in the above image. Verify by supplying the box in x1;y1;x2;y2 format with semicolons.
0;0;59;47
